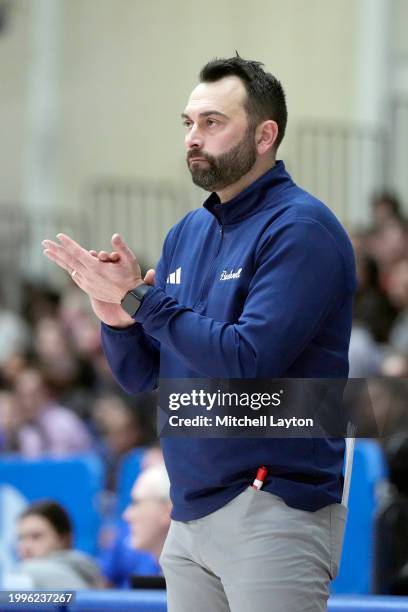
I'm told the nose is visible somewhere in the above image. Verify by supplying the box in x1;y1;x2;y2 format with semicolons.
185;124;204;150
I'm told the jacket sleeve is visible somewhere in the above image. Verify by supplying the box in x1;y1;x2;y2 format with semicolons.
100;226;175;394
101;323;160;393
132;219;351;378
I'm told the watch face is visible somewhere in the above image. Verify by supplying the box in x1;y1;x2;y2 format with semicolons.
121;291;141;316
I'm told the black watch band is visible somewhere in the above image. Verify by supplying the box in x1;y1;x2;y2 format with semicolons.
121;284;152;317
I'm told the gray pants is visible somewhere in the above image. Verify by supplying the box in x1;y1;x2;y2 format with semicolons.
160;487;347;612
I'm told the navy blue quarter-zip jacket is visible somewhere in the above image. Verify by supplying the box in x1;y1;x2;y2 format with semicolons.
101;161;357;520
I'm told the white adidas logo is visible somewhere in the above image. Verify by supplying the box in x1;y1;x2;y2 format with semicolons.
166;267;182;284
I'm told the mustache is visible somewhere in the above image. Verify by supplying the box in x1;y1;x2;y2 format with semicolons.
187;150;214;162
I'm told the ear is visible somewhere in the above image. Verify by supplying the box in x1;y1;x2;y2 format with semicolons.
256;120;279;155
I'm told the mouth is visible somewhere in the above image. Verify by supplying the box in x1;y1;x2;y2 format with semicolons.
189;157;208;163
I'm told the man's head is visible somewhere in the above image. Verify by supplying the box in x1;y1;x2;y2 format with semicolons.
14;367;51;420
17;500;72;560
123;464;171;561
183;56;287;194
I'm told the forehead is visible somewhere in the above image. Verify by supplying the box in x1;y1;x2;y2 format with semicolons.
131;474;151;500
19;515;50;533
184;76;247;118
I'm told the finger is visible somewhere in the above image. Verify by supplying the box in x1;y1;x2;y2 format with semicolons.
111;234;136;261
42;240;85;271
44;250;88;295
90;249;119;262
43;248;78;276
70;270;86;291
143;268;156;286
56;233;96;269
98;251;111;262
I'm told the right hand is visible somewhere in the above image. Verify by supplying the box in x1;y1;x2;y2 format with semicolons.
88;249;156;328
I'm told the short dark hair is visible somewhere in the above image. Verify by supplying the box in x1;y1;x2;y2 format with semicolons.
371;191;402;218
20;500;72;542
199;56;288;151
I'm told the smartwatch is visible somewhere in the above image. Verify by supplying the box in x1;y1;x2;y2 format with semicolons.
121;284;152;317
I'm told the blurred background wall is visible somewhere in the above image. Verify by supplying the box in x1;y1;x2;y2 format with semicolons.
0;0;407;287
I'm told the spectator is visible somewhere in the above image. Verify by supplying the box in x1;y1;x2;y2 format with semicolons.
92;393;145;489
367;379;408;439
0;390;21;451
367;219;408;279
58;286;112;392
99;461;168;588
353;253;398;343
348;325;383;377
371;191;404;230
13;366;93;458
387;259;408;355
58;286;102;361
123;464;171;565
141;443;164;471
33;317;83;392
32;316;97;420
14;500;103;589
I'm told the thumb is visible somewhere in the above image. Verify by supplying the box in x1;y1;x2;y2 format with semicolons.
143;268;156;286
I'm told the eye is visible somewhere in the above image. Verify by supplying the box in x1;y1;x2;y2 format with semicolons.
182;119;192;129
206;118;218;127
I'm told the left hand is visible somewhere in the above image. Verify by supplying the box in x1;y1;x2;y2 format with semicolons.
42;233;143;303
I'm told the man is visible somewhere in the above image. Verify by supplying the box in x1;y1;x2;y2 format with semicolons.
123;463;171;563
100;463;169;588
13;366;93;458
14;500;102;589
43;56;356;611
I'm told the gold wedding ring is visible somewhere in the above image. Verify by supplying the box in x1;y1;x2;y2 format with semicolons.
71;269;77;279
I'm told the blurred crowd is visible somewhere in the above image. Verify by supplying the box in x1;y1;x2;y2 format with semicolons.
0;284;157;478
350;191;408;377
0;278;164;587
349;192;408;436
0;189;407;589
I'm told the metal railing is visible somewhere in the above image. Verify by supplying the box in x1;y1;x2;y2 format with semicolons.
390;96;408;207
293;122;387;229
86;178;193;269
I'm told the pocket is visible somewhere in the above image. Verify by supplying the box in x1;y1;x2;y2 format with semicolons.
329;503;348;580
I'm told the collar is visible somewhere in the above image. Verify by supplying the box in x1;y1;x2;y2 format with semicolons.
203;160;293;225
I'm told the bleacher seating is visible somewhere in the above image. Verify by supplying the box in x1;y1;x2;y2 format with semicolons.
0;454;104;554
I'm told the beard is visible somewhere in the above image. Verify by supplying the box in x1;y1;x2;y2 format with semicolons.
186;125;257;192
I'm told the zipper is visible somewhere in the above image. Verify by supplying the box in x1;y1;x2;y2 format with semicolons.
194;222;224;308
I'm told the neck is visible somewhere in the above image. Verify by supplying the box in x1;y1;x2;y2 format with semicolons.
216;157;276;203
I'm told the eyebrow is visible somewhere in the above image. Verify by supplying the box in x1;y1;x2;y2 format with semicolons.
181;111;229;120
